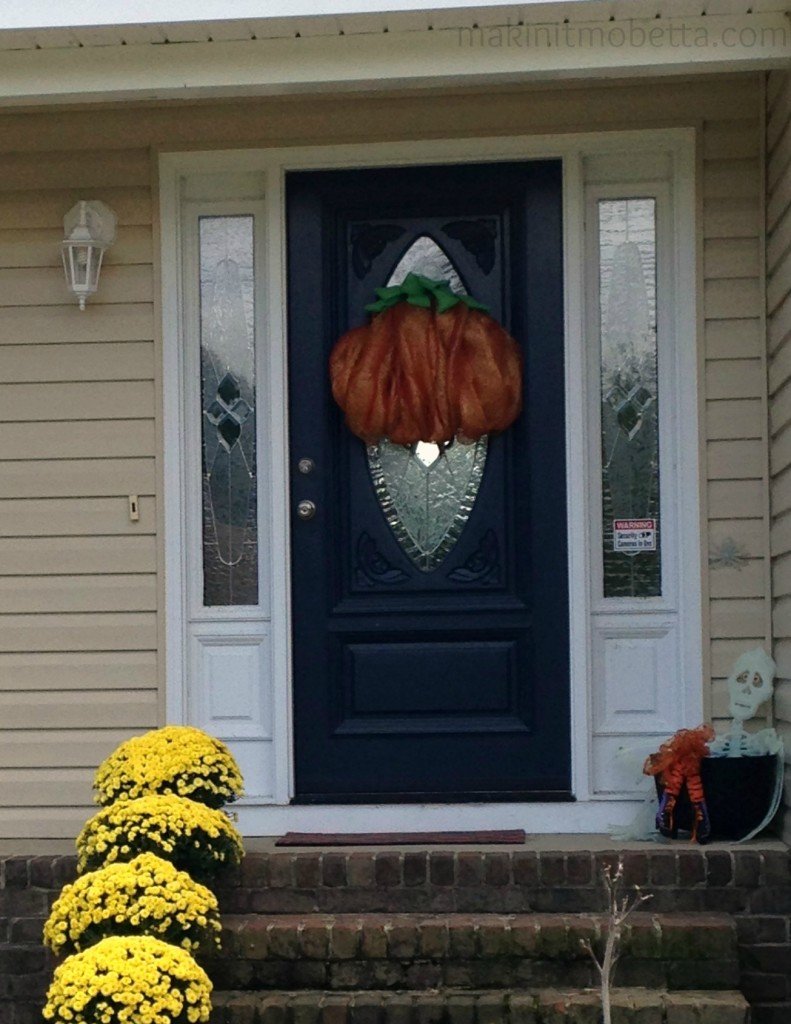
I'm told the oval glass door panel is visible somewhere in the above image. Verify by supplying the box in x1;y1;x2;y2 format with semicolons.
366;235;488;573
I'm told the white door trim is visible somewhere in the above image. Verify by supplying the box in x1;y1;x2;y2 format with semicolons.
159;126;701;835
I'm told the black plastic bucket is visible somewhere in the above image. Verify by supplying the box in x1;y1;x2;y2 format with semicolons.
654;754;780;842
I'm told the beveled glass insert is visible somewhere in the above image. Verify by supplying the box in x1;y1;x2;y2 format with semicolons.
388;235;464;294
366;236;487;573
599;198;661;598
368;437;488;573
199;215;258;606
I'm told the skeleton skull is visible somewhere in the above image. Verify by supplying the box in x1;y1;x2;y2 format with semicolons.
727;647;776;721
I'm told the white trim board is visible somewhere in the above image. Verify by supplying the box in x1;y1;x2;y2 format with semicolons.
2;13;788;106
160;127;702;835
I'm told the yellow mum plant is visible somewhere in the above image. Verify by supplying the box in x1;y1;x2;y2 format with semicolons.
94;726;243;809
76;794;244;879
43;935;212;1024
43;852;222;956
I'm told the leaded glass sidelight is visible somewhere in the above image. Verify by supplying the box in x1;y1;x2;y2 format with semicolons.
598;198;661;598
199;215;258;606
366;235;488;573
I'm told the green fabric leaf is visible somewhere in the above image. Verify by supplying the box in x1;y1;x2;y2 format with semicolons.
364;272;489;314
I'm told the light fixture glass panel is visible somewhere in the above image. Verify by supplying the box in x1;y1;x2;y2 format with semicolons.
366;235;487;573
199;215;258;606
598;198;661;598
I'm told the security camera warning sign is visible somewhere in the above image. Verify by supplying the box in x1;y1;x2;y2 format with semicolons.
613;519;657;554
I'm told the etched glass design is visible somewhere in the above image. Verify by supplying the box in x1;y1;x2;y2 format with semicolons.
599;198;661;598
199;215;258;606
366;236;487;573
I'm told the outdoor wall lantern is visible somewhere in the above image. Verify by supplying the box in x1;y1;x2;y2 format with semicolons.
61;200;117;310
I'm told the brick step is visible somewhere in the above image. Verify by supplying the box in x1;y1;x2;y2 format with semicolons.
205;913;738;992
210;987;750;1024
215;848;791;915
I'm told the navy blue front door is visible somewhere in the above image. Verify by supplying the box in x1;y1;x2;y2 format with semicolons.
287;161;570;802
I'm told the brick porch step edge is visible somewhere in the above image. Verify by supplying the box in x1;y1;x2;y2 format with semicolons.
210;987;750;1023
207;912;738;991
218;912;737;963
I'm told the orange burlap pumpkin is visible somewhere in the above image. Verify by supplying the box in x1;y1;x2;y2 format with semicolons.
329;278;522;445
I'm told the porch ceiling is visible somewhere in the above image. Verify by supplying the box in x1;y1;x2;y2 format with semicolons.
0;0;787;105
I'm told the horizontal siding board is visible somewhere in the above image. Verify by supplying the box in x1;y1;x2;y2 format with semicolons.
0;769;95;807
0;574;156;613
0;807;94;839
772;551;791;598
0;303;154;344
702;120;760;160
0;458;155;497
0;612;156;652
0;730;152;768
0;265;152;307
772;512;791;557
0;225;153;269
704;237;760;279
0;689;157;729
0;420;155;461
0;150;151;191
770;380;791;436
769;290;791;357
768;79;791;152
768;242;791;316
0;381;155;422
0;651;157;690
706;358;765;399
712;637;766;678
709;517;765;557
706;398;763;440
703;159;761;200
704;279;762;320
0;188;151;230
0;536;156;575
769;328;791;393
703;198;761;239
768;159;791;233
707;438;764;479
0;341;154;383
705;319;762;360
708;558;766;599
710;597;767;638
0;496;155;537
708;479;765;519
771;422;791;477
773;596;791;638
772;467;791;521
768;201;791;277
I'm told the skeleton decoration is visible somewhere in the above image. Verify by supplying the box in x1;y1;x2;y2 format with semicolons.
709;647;782;758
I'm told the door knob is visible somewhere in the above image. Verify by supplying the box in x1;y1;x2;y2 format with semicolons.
296;499;317;521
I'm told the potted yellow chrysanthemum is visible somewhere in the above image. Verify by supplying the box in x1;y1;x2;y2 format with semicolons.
43;852;222;956
76;793;243;880
94;725;243;809
43;935;212;1024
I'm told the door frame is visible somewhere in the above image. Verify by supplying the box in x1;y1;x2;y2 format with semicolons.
159;127;702;834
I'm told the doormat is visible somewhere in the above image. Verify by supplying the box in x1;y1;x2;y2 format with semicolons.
275;830;526;846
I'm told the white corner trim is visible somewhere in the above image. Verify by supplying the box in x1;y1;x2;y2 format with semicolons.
160;126;700;832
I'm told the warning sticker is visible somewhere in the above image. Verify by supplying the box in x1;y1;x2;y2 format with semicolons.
613;519;657;554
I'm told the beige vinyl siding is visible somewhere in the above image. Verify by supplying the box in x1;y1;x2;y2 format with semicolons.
0;154;158;838
704;103;772;728
767;70;791;842
0;72;768;840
